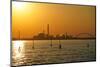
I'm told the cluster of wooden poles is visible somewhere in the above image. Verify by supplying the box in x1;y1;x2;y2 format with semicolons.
32;40;62;49
18;40;90;55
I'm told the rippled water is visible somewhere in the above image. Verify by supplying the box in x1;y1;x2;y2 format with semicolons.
12;40;96;66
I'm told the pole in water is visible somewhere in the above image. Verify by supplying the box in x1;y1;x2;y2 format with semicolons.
50;39;52;48
18;30;21;52
18;46;21;53
59;40;62;49
87;43;89;58
87;43;89;48
32;39;35;49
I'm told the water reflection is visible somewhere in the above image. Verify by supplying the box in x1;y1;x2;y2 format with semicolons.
12;41;25;63
12;40;96;66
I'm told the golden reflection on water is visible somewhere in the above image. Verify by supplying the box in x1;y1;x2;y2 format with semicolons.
12;40;96;66
13;41;25;58
13;41;24;48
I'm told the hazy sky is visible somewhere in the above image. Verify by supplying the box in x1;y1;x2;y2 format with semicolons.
12;1;96;39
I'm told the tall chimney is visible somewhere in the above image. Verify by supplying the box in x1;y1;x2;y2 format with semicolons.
47;24;49;36
43;25;45;34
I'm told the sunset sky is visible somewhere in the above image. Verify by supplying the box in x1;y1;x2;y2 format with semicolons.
12;1;96;39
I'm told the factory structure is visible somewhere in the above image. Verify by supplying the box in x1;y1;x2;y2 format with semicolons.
33;24;73;40
33;24;52;40
12;24;95;40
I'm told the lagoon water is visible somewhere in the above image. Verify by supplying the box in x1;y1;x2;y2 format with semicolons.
12;40;96;66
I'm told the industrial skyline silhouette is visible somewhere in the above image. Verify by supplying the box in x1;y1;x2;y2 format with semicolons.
12;24;95;40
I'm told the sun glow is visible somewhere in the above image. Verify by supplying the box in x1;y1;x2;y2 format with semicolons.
13;41;24;49
12;2;96;39
13;41;25;58
12;2;27;11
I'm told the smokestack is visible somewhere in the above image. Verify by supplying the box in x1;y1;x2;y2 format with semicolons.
43;25;45;33
47;24;49;36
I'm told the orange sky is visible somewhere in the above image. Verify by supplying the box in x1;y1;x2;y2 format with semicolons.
12;1;96;39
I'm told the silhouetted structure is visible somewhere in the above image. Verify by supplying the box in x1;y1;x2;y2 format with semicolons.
43;25;45;34
50;39;52;48
18;30;20;40
12;25;96;40
18;30;21;52
32;39;35;49
47;24;50;37
18;46;21;53
59;40;62;49
86;43;90;58
87;43;89;48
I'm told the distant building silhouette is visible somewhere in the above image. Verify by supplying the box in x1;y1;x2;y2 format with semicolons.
12;24;96;40
47;24;50;38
